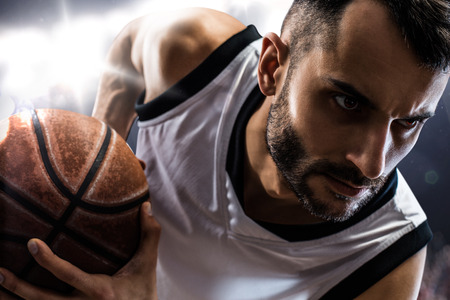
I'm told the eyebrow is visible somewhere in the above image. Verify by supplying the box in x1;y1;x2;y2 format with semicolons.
402;111;435;122
325;77;376;109
324;77;435;121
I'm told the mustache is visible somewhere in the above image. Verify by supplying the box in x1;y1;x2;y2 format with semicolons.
303;159;387;188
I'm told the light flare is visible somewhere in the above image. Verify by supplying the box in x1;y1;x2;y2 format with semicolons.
0;118;10;143
0;94;15;121
0;0;290;117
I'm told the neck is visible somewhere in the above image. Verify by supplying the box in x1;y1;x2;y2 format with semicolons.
243;96;323;225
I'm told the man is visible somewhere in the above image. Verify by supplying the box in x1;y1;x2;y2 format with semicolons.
1;0;449;299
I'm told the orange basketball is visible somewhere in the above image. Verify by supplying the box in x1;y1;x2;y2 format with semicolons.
0;109;149;293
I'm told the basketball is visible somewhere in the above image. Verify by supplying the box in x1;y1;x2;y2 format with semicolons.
0;109;149;293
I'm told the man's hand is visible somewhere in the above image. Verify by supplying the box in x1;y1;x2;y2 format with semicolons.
0;202;160;300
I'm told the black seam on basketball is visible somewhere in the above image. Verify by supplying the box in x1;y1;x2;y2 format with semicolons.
0;232;29;245
75;192;150;213
0;179;58;234
75;126;111;198
44;127;114;256
24;111;135;279
31;113;134;258
31;110;76;201
0;181;149;258
31;109;77;273
0;180;128;275
1;179;59;279
31;112;144;213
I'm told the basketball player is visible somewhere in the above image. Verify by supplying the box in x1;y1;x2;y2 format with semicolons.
1;0;449;299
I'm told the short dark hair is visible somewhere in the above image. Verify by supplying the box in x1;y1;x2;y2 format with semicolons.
281;0;450;71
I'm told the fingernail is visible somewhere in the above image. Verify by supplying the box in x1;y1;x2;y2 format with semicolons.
28;240;38;255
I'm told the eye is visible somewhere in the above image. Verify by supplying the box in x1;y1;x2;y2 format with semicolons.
397;119;419;129
334;95;359;111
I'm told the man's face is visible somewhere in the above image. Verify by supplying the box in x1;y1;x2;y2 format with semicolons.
266;0;448;222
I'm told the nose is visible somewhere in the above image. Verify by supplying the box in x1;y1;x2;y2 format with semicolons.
345;124;391;180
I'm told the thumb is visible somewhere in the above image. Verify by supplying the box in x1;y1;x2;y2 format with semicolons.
139;201;161;261
110;201;160;299
122;201;161;274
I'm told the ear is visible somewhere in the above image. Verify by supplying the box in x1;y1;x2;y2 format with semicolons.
257;32;289;96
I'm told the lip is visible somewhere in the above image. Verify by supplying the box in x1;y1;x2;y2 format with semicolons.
323;174;368;198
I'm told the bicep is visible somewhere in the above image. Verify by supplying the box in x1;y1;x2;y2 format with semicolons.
356;246;427;299
92;20;145;138
137;8;246;102
93;8;245;136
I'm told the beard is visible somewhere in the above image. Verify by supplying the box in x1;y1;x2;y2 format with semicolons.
265;71;387;223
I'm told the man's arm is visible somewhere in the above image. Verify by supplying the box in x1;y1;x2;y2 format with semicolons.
0;8;246;299
91;17;145;139
92;8;246;138
356;247;427;299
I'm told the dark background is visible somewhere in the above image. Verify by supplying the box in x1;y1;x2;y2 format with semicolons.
1;0;449;244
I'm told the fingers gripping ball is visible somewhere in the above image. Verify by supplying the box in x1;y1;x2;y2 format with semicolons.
0;109;149;293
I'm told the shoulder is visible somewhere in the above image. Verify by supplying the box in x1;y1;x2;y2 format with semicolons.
126;8;247;100
355;246;427;299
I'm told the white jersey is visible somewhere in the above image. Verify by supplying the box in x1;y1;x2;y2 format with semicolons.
134;26;432;300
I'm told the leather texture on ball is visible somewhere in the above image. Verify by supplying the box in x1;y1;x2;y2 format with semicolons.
0;109;149;293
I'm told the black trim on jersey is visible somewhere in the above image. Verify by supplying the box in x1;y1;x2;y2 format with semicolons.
225;85;400;242
225;91;432;295
255;171;397;242
135;25;262;121
226;85;265;202
321;221;432;299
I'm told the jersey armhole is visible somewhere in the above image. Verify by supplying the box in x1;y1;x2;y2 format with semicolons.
135;25;261;121
321;221;432;299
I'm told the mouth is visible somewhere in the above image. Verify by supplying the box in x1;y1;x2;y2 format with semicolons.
323;174;369;199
